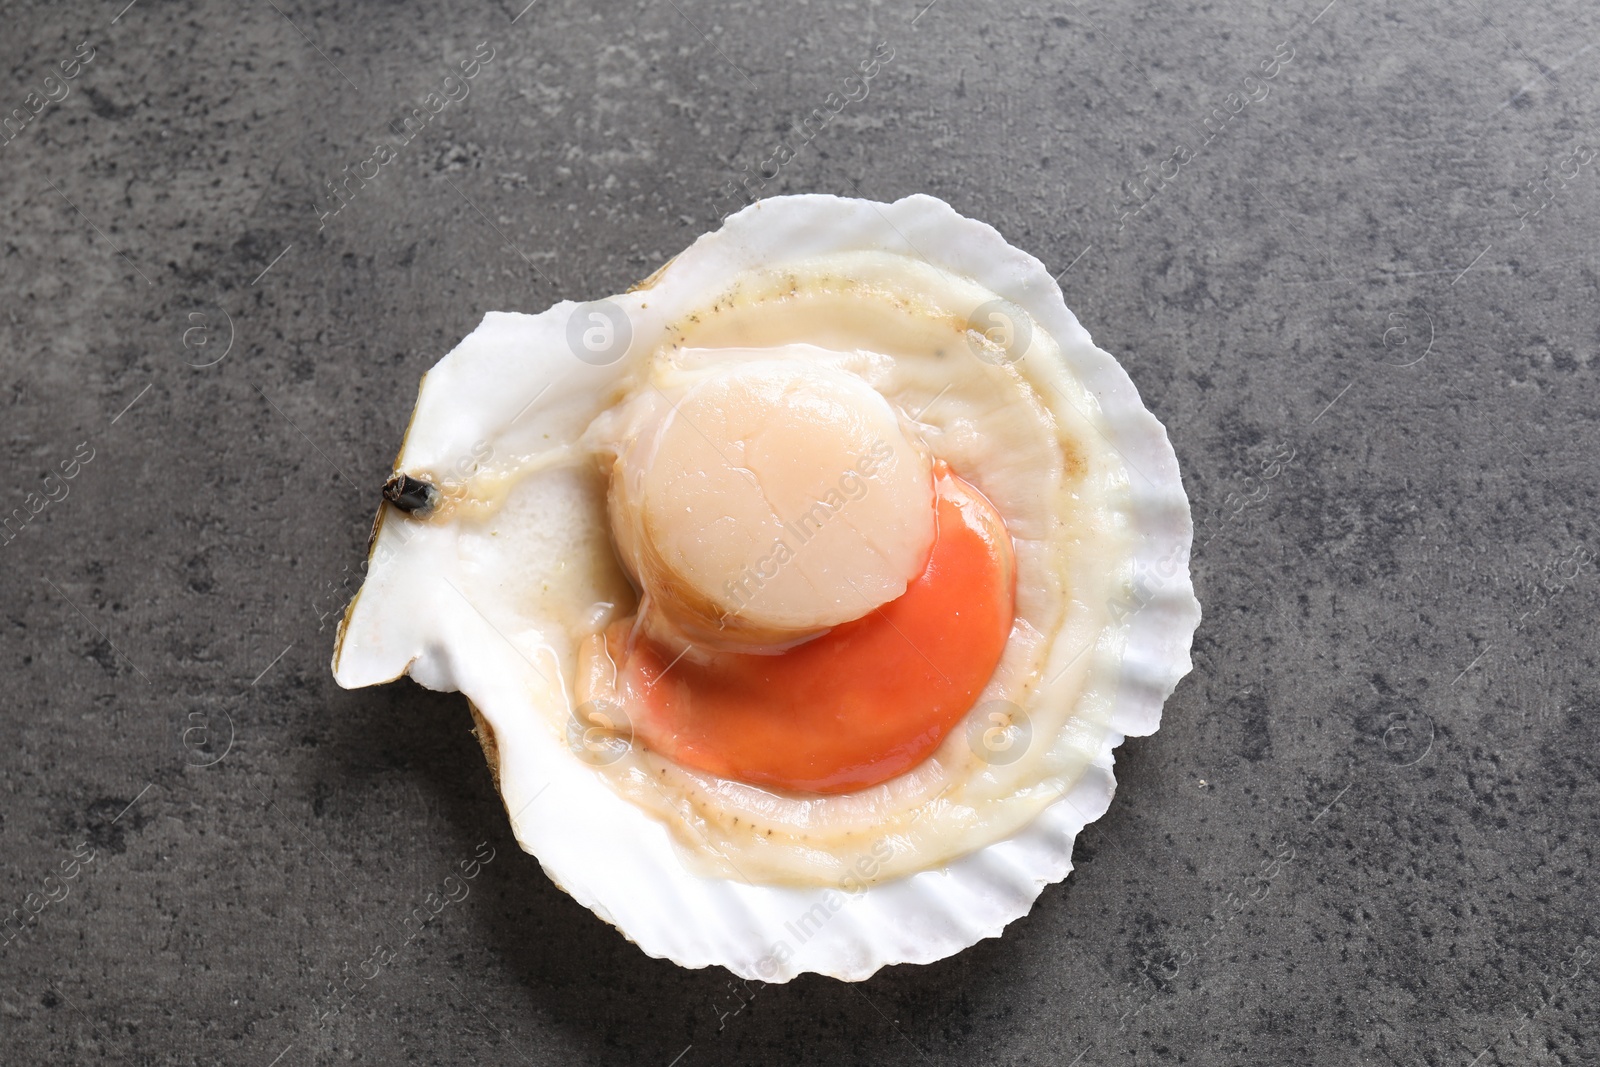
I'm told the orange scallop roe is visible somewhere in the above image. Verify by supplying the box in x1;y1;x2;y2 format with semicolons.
615;466;1016;794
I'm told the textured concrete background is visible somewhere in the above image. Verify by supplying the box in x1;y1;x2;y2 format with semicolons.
2;0;1597;1063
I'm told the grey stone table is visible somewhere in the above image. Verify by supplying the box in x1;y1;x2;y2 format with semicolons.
2;0;1596;1063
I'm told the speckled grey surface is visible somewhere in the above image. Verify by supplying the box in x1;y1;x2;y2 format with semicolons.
3;0;1598;1063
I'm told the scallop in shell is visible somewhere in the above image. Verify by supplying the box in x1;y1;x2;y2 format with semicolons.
332;193;1201;981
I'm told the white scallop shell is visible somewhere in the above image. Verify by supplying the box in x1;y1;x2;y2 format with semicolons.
332;194;1201;982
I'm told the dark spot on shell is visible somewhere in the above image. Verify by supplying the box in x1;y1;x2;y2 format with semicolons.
383;473;441;514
